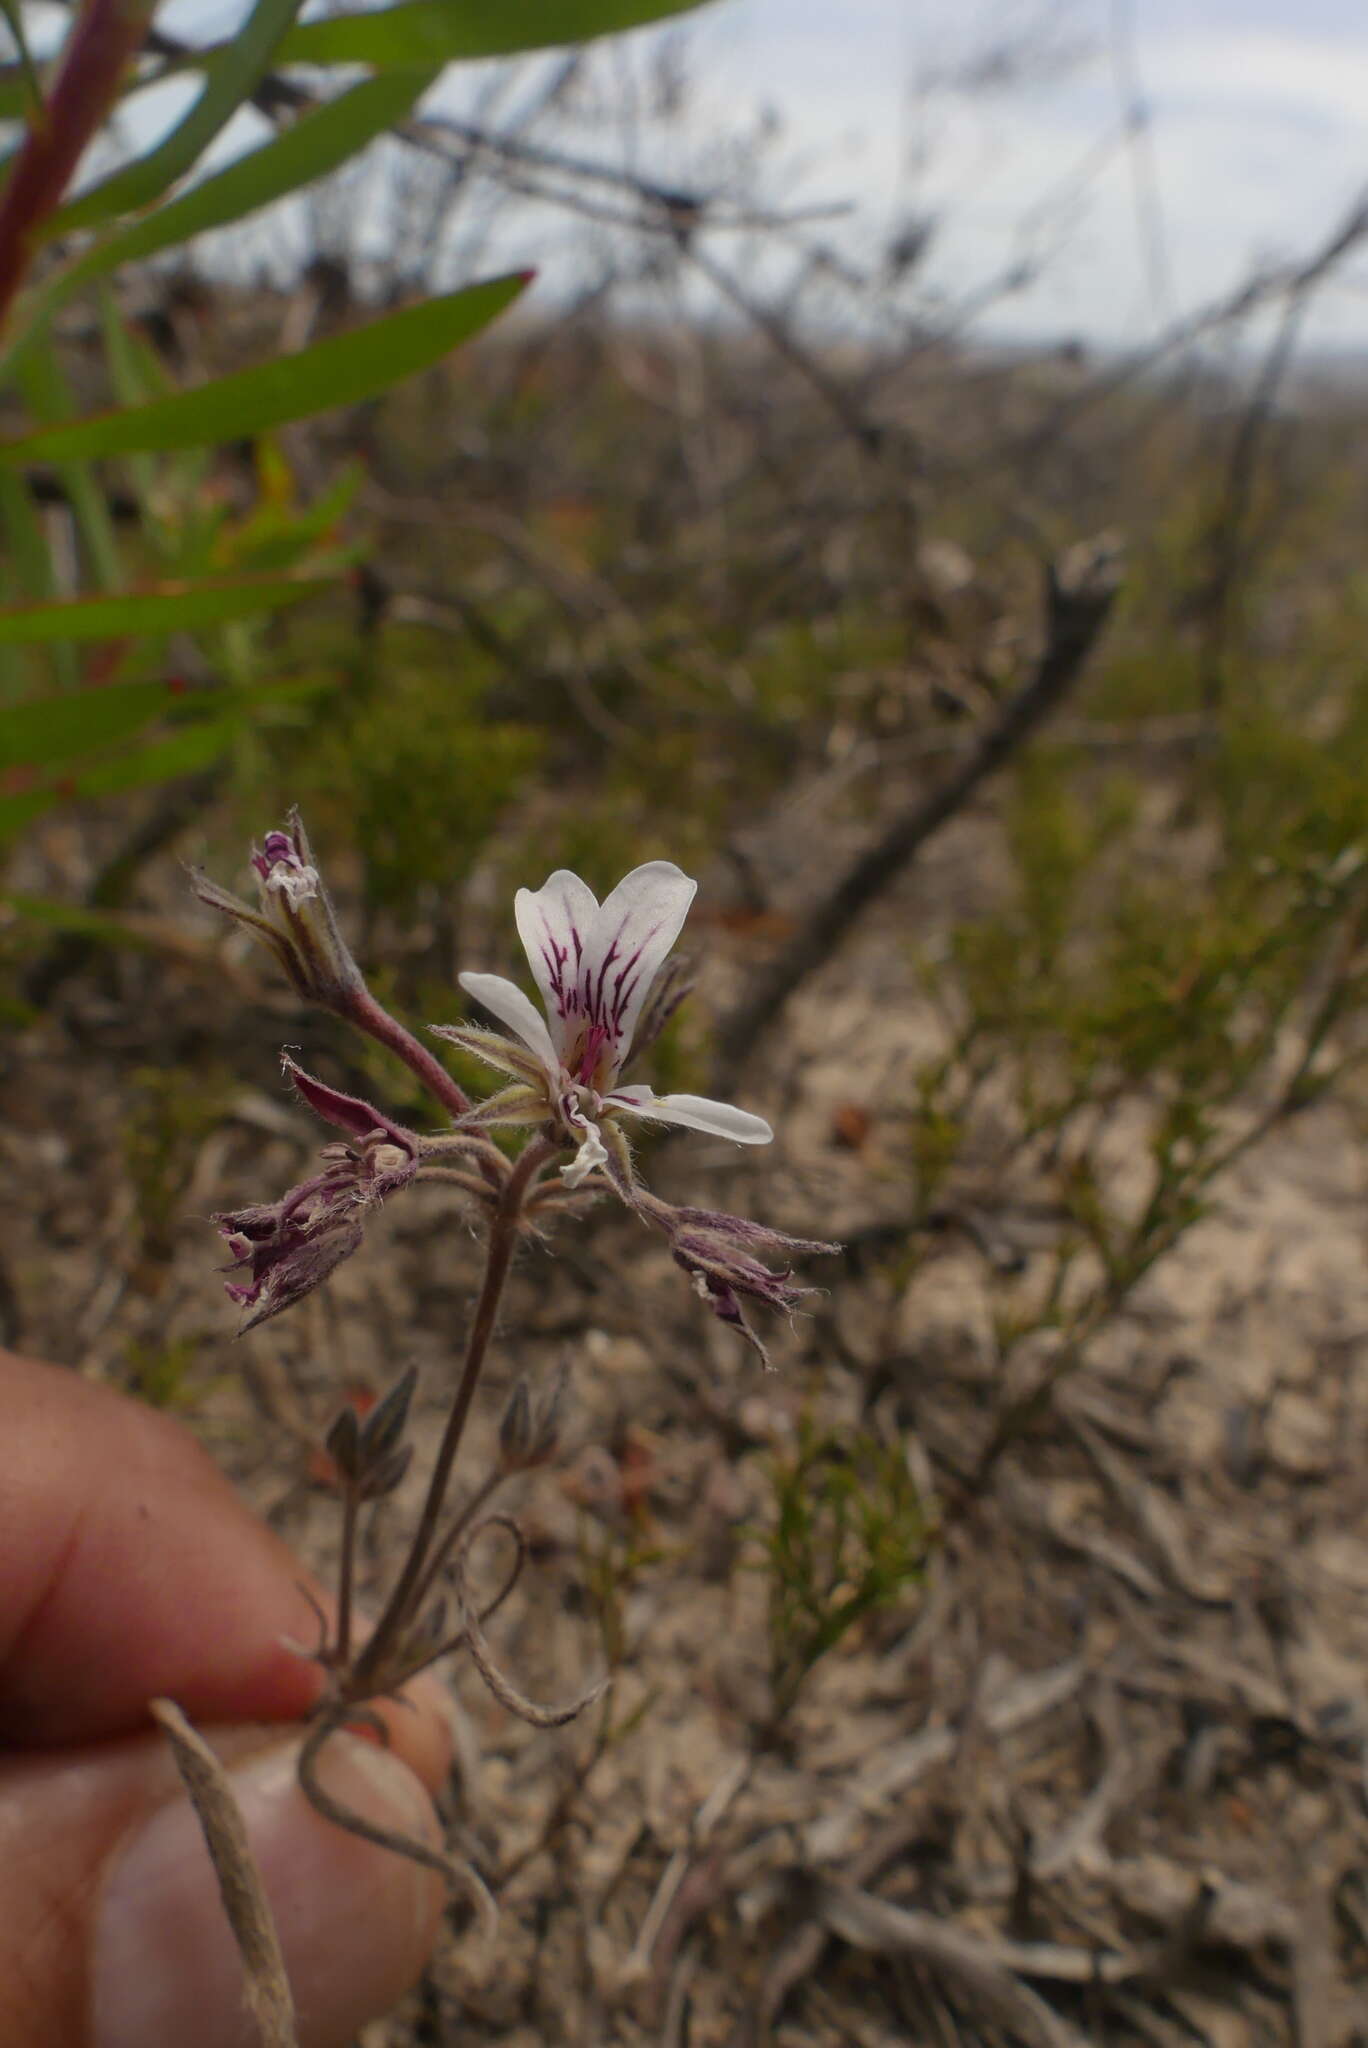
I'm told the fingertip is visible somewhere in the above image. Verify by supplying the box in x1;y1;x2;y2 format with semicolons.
93;1732;446;2048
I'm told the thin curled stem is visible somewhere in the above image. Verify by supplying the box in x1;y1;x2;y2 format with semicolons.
297;1714;497;1940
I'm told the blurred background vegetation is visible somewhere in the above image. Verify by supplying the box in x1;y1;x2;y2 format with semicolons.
6;2;1368;2040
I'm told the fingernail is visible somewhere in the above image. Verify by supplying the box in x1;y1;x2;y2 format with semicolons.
93;1734;443;2048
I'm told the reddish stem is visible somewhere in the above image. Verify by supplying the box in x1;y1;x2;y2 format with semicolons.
348;986;472;1119
0;0;157;331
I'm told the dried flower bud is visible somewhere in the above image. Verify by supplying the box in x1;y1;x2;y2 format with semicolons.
357;1441;414;1502
191;808;365;1014
498;1365;567;1473
324;1405;362;1484
640;1196;840;1367
213;1064;420;1332
359;1364;418;1466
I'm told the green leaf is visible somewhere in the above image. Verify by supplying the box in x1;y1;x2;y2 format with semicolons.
50;0;307;234
0;889;183;950
59;716;240;797
273;0;709;67
0;470;55;604
0;0;42;120
0;471;77;691
0;66;33;119
1;680;184;771
0;573;332;650
64;71;440;289
14;349;122;594
0;274;529;463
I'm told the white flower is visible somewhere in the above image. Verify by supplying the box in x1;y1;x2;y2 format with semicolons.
442;862;772;1183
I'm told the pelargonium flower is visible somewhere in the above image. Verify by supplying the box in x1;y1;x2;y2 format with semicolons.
438;862;771;1186
629;1194;840;1366
215;1061;419;1331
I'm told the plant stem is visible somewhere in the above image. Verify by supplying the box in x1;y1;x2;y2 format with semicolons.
335;1487;358;1670
0;0;157;332
349;1133;556;1692
408;1470;502;1622
349;985;472;1119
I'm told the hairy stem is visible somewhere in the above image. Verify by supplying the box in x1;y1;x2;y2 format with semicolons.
349;1133;556;1692
349;985;472;1119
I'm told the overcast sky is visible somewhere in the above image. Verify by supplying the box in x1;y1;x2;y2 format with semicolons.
88;0;1368;354
668;0;1368;349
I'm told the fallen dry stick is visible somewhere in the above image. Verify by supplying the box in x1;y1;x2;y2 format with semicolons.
151;1699;298;2048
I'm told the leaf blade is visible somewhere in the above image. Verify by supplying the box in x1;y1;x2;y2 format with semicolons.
50;0;307;233
274;0;710;67
0;274;529;462
0;572;332;650
67;70;440;286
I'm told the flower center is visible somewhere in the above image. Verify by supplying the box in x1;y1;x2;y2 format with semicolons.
567;1019;614;1089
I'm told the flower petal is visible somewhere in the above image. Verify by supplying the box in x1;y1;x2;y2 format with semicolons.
458;972;560;1076
514;870;600;1058
561;1120;609;1187
611;1086;772;1145
579;862;697;1080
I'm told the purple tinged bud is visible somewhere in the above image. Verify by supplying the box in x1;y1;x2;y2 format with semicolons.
191;808;365;1014
282;1057;417;1154
212;1067;420;1332
220;1208;365;1332
641;1199;839;1366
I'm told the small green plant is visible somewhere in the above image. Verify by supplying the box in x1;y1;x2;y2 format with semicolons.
759;1418;926;1732
122;1062;231;1269
122;1333;199;1407
906;718;1368;1492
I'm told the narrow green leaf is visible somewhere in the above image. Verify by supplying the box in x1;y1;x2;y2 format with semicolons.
50;0;307;234
275;0;709;67
0;0;43;119
61;716;239;796
0;274;529;463
99;287;170;408
0;471;76;691
0;471;55;603
65;71;439;290
1;680;181;770
0;65;33;119
14;349;122;595
0;572;332;649
0;889;195;942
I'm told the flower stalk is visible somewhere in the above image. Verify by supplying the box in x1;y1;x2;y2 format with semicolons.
194;819;836;1883
0;0;159;332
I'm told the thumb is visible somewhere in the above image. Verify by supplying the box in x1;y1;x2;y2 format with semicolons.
1;1721;446;2048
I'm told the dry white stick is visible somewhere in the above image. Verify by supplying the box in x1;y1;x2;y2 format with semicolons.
150;1699;298;2048
625;1754;752;1981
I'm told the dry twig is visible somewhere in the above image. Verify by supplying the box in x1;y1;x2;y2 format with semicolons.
150;1700;298;2048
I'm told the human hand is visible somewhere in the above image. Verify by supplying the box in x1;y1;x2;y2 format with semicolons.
0;1347;452;2048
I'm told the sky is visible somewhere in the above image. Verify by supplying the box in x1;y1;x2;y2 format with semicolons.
666;0;1368;351
44;0;1368;355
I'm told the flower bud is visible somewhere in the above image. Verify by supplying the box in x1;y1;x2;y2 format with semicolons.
191;808;365;1013
212;1067;420;1332
498;1365;567;1473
